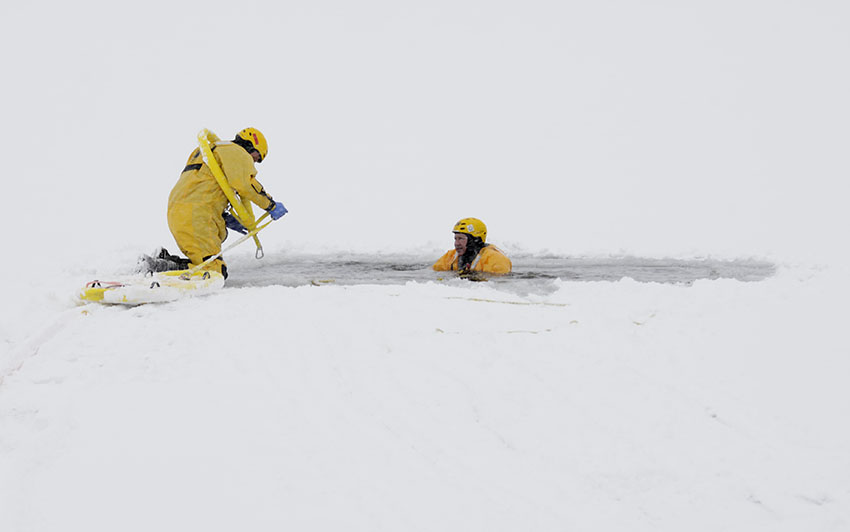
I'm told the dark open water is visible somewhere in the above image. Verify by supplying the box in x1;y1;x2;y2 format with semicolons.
224;253;775;294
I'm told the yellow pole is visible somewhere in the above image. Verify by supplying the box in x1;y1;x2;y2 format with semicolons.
185;218;274;276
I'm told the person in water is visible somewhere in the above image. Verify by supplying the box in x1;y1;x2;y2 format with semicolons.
433;218;512;275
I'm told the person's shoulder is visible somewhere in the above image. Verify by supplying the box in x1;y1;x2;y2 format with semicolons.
215;142;255;170
480;244;512;273
433;249;456;271
215;141;248;158
482;244;509;258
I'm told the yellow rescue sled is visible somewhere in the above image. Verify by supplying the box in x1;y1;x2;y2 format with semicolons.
79;269;225;305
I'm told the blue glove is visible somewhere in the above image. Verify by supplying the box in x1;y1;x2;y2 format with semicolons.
222;212;248;234
268;201;288;220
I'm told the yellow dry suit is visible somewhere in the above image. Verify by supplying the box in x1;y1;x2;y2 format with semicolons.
167;142;275;275
433;245;512;275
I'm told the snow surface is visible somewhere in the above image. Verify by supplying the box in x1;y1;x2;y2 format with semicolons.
2;1;850;530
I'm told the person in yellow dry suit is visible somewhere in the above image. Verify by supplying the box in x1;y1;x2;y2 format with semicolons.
165;127;287;279
433;218;512;276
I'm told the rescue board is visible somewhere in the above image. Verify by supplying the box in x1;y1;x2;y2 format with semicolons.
79;269;225;305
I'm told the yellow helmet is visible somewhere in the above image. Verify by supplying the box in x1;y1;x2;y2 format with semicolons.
236;127;268;162
453;218;487;242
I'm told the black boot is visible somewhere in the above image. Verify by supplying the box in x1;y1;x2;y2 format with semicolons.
157;248;191;270
136;248;191;273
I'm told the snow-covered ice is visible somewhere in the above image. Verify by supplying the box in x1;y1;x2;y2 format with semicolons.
1;250;848;531
2;1;849;530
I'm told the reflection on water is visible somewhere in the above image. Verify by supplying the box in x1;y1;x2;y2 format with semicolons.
225;253;775;294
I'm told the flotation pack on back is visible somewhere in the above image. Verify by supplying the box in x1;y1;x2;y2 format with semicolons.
197;128;263;254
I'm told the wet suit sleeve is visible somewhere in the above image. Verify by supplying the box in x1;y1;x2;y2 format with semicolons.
220;151;276;211
433;250;457;271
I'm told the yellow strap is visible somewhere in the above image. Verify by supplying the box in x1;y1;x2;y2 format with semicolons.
197;129;263;252
197;129;254;227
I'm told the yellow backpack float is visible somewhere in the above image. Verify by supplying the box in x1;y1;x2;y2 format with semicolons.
196;128;273;262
